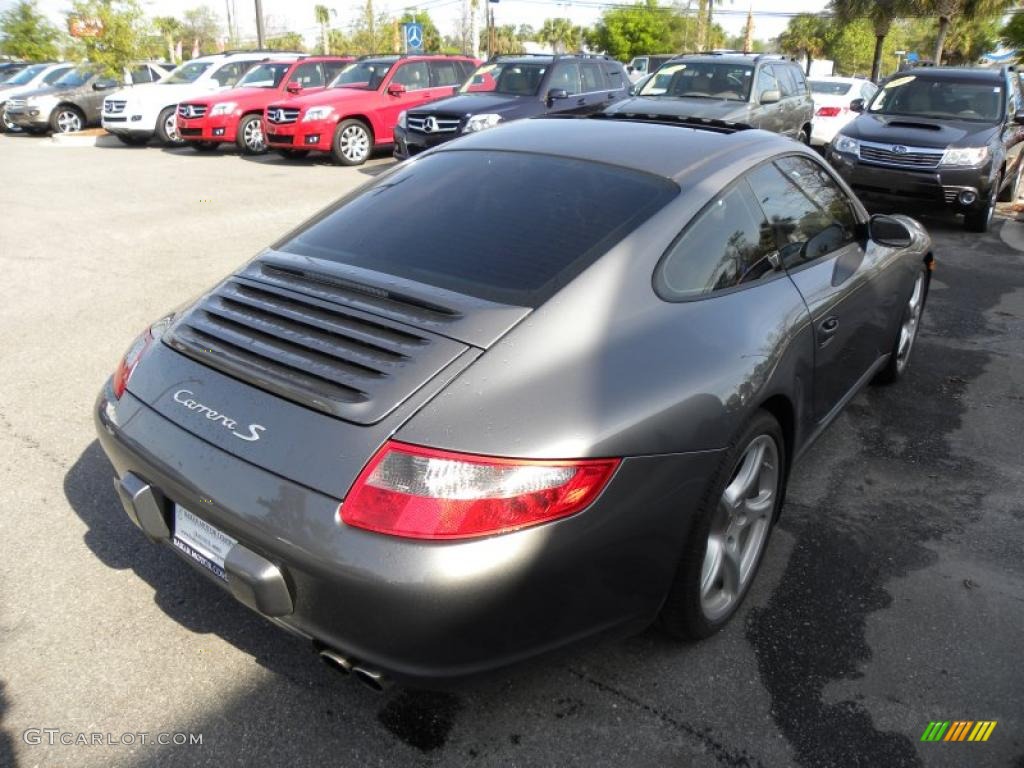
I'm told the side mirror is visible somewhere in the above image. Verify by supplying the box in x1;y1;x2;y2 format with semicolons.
286;82;303;94
547;88;569;104
759;89;781;105
849;98;865;113
451;85;459;95
1014;108;1024;125
626;65;635;74
387;83;407;96
93;80;116;91
869;214;912;248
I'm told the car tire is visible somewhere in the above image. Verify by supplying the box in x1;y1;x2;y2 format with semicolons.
115;134;149;146
49;105;84;134
276;149;310;160
331;118;372;166
660;410;786;641
236;114;266;155
189;141;218;152
873;264;929;386
797;124;811;145
964;173;999;232
155;106;185;146
0;109;20;133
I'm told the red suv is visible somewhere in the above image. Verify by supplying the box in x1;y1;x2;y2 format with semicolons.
264;54;477;165
177;56;353;154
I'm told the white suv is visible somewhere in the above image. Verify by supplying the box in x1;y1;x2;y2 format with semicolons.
102;51;301;146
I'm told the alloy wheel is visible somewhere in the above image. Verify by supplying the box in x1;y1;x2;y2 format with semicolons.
896;271;925;374
339;124;369;163
2;111;20;132
243;118;265;152
164;112;180;143
56;110;82;133
700;434;779;621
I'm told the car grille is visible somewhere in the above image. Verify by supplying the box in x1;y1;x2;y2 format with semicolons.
177;103;207;119
406;113;461;134
858;142;943;168
105;99;126;114
6;99;25;109
164;262;463;423
267;107;300;124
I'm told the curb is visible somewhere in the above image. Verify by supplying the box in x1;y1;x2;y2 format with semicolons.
50;132;120;148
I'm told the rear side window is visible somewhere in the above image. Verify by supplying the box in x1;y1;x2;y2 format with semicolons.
776;66;798;98
211;61;250;87
789;65;807;94
130;65;154;84
605;65;624;89
581;62;605;92
392;61;429;91
756;66;779;99
291;62;324;88
747;157;857;268
44;66;72;84
548;61;582;95
430;61;463;87
656;181;776;299
324;60;347;82
280;150;678;307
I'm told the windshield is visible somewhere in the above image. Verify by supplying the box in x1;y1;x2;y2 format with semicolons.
332;59;394;90
640;62;753;101
163;61;211;85
237;62;290;88
280;150;678;307
459;62;548;95
810;80;852;96
5;64;47;85
869;75;1003;122
54;66;94;87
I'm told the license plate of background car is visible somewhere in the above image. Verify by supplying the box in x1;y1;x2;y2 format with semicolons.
171;504;237;582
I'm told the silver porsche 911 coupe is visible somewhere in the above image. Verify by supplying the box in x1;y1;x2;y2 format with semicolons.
95;115;932;690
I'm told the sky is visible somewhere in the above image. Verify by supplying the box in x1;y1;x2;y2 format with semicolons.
1;0;833;47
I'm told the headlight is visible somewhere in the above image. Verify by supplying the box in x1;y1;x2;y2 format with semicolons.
210;101;236;116
832;135;860;155
463;113;502;133
396;110;407;130
302;106;333;122
940;146;989;167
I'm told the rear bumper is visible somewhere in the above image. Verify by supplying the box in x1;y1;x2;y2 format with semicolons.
94;382;720;684
177;114;238;143
265;119;333;152
828;150;993;211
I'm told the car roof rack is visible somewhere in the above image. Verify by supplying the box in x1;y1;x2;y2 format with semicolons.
587;111;754;133
218;49;305;56
355;52;472;61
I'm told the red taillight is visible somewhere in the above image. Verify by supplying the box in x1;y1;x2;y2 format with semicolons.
816;106;843;117
112;329;154;399
339;441;620;539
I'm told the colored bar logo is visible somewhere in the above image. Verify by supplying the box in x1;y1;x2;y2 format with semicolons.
921;721;997;742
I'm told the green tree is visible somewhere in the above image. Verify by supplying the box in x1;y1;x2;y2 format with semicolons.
152;15;182;63
918;0;1011;64
778;13;828;74
539;17;583;53
490;24;526;54
181;6;221;56
349;0;394;54
266;32;305;52
0;0;60;61
831;0;915;81
328;27;350;54
399;11;441;52
314;4;334;55
1002;13;1024;60
68;0;146;78
589;0;676;60
825;19;875;76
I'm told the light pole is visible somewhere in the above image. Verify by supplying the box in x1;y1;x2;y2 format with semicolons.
255;0;265;49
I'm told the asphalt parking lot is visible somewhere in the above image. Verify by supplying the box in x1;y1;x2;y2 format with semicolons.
1;133;1022;768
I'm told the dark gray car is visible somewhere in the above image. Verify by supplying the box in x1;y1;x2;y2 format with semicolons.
94;116;931;689
609;53;815;142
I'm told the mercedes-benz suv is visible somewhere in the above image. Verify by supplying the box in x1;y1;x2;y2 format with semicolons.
393;54;630;160
827;66;1024;232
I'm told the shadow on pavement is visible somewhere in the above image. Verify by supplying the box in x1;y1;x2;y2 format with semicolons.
0;680;15;768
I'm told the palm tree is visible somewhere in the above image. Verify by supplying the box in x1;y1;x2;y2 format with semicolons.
314;5;334;55
920;0;1013;64
539;17;581;53
153;16;183;64
831;0;912;81
778;14;827;75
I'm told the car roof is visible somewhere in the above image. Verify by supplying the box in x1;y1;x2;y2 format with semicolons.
437;116;793;183
893;66;1003;81
671;53;792;66
809;76;864;82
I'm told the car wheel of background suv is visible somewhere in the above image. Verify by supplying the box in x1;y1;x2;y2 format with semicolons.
236;114;266;155
332;118;372;166
50;106;84;134
156;106;185;146
965;172;1000;232
660;410;786;640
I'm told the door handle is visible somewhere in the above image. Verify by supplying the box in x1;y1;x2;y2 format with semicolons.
819;316;840;342
577;98;586;106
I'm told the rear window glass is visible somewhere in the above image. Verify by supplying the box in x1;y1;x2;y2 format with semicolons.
279;150;678;307
810;80;852;95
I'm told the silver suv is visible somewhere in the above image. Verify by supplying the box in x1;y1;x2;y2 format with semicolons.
606;53;815;143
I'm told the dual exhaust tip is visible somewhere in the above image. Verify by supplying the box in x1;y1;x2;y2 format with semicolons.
318;648;388;693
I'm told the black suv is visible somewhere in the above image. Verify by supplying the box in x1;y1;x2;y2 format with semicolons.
827;66;1024;232
605;53;814;142
393;53;630;160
